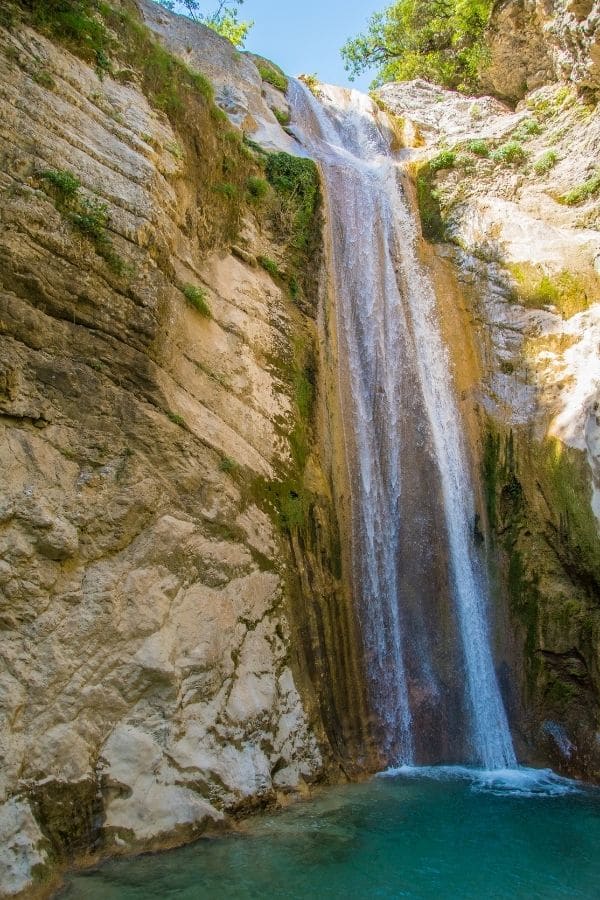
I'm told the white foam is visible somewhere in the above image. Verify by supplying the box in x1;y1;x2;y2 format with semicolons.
378;765;584;798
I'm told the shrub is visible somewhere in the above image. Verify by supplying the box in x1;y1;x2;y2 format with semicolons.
183;284;211;317
299;73;322;97
246;176;269;200
265;153;320;253
491;141;527;164
512;118;542;141
219;456;238;472
288;274;300;301
416;164;446;241
256;60;288;93
39;168;125;273
167;411;185;427
40;168;81;202
429;149;456;172
560;170;600;205
70;196;110;240
26;0;112;74
32;68;56;89
258;255;280;278
533;150;558;175
214;181;237;199
272;107;291;127
468;139;489;157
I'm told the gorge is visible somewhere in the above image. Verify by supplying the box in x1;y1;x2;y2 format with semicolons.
0;0;600;896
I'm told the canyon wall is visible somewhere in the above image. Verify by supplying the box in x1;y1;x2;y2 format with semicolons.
0;2;371;895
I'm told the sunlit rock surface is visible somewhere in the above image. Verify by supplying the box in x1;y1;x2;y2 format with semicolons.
0;13;326;896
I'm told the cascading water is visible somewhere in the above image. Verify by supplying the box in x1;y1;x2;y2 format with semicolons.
289;80;516;770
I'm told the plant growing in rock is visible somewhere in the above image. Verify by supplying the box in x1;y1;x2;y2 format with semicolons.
258;255;281;278
468;139;489;157
39;168;125;273
429;149;456;172
214;181;237;199
512;118;542;141
255;58;288;92
299;73;322;98
561;170;600;205
246;176;269;201
183;284;211;317
533;150;558;175
490;141;527;165
272;108;291;127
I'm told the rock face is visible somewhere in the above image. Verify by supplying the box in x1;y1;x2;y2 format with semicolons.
0;5;347;895
379;76;600;779
482;0;600;103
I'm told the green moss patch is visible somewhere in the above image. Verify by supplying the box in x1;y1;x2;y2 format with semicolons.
415;162;446;242
508;263;591;318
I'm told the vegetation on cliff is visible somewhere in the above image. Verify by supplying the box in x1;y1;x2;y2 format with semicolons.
341;0;493;92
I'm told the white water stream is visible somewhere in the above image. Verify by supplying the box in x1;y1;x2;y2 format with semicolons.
289;80;516;769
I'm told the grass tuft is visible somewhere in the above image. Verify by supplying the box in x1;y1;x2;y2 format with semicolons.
183;284;211;317
560;170;600;205
429;149;456;172
491;141;528;165
258;255;281;278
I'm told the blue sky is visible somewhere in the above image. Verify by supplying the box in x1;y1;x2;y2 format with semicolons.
240;0;381;89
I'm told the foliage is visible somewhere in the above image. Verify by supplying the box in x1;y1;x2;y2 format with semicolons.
39;168;80;200
490;141;527;165
157;0;252;47
533;150;557;176
214;181;237;199
298;73;322;97
341;0;493;92
39;168;125;273
246;175;269;200
167;411;186;426
468;139;489;157
32;68;57;89
512;117;541;141
183;283;211;316
258;255;281;278
220;456;238;472
19;0;112;73
560;170;600;205
429;149;456;172
254;57;288;92
272;107;291;127
415;163;446;241
265;153;319;254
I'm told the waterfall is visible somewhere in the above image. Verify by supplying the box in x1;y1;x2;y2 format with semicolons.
289;80;516;770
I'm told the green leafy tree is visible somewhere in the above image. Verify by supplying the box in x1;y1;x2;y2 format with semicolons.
157;0;253;47
341;0;492;92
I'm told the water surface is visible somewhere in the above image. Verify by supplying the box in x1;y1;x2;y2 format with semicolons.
62;768;600;899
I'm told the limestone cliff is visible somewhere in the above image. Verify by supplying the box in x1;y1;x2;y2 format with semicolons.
482;0;600;103
379;64;600;779
0;2;362;895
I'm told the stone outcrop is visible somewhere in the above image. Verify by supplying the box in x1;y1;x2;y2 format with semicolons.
0;4;355;895
482;0;600;103
379;76;600;779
